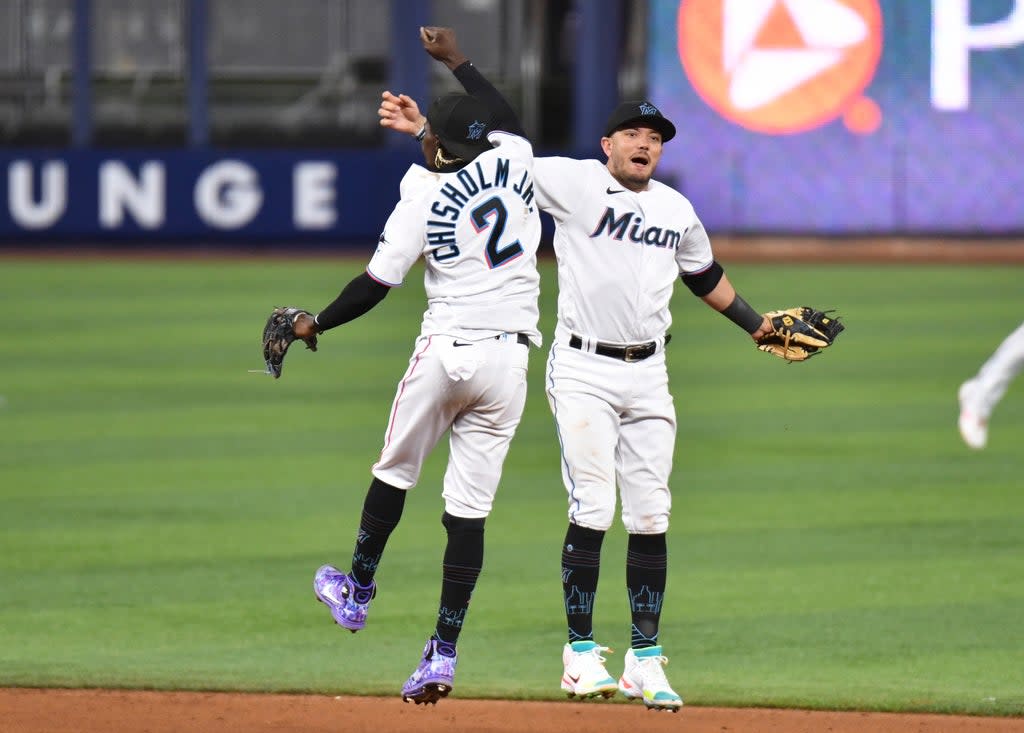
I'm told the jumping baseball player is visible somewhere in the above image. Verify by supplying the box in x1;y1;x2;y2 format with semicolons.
289;45;542;705
383;27;777;713
958;321;1024;449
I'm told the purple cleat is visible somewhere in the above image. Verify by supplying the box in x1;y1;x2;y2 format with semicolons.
401;639;457;705
313;564;375;632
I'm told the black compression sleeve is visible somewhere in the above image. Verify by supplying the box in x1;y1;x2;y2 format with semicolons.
721;293;764;334
452;61;526;138
681;260;724;297
314;271;390;332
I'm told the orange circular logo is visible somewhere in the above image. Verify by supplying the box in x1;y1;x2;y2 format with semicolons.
677;0;883;135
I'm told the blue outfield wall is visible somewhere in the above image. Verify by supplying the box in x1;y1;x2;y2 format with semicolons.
0;148;417;245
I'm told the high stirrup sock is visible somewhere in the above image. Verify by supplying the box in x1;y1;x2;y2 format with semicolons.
433;512;485;648
562;522;606;643
349;477;406;587
626;532;667;649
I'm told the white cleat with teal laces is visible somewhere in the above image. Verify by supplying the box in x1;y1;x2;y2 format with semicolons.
618;646;683;712
561;641;618;699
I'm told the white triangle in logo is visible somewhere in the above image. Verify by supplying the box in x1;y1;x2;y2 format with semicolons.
783;0;868;47
723;0;869;109
730;49;842;110
723;0;777;72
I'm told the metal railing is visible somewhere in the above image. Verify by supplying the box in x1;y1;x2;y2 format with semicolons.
0;0;628;149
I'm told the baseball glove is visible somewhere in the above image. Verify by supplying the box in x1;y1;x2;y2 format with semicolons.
756;306;844;362
261;306;317;378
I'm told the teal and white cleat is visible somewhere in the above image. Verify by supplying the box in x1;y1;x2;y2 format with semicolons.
561;641;618;699
618;646;683;712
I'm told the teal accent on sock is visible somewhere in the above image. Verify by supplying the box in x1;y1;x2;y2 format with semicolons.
570;640;599;652
633;645;662;658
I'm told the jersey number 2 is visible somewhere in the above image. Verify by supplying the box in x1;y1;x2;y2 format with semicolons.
473;197;523;269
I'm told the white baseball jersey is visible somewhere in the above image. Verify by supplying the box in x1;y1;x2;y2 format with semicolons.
368;131;542;518
534;156;712;344
536;156;713;533
368;132;542;345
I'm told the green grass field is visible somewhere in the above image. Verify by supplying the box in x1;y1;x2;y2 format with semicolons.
1;256;1022;716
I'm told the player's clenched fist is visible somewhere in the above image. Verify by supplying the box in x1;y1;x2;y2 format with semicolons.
419;26;467;70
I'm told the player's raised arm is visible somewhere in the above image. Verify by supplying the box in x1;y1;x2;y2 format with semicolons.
420;26;526;138
419;26;469;70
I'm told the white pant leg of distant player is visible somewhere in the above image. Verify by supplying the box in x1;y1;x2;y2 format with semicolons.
958;321;1024;449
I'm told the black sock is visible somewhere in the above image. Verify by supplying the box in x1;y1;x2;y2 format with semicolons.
562;522;605;643
626;532;667;649
349;478;406;587
432;512;485;652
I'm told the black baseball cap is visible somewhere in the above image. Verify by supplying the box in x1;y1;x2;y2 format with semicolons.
603;100;676;143
426;93;496;162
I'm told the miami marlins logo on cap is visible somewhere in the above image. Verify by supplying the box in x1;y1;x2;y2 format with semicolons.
427;93;495;161
677;0;883;135
604;100;676;141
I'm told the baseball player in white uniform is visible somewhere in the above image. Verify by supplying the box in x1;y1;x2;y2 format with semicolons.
958;321;1024;449
296;72;542;706
383;27;776;712
534;102;773;712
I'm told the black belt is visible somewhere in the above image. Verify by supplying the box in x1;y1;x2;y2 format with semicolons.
568;333;670;362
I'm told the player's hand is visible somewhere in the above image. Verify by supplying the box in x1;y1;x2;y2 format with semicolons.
749;315;773;342
292;311;319;339
378;91;426;136
419;26;468;69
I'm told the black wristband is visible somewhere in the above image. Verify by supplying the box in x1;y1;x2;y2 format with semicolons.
721;294;763;334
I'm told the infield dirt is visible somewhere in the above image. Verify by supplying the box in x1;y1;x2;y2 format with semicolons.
5;688;1024;733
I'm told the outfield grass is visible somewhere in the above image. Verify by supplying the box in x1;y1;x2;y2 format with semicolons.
1;256;1022;715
